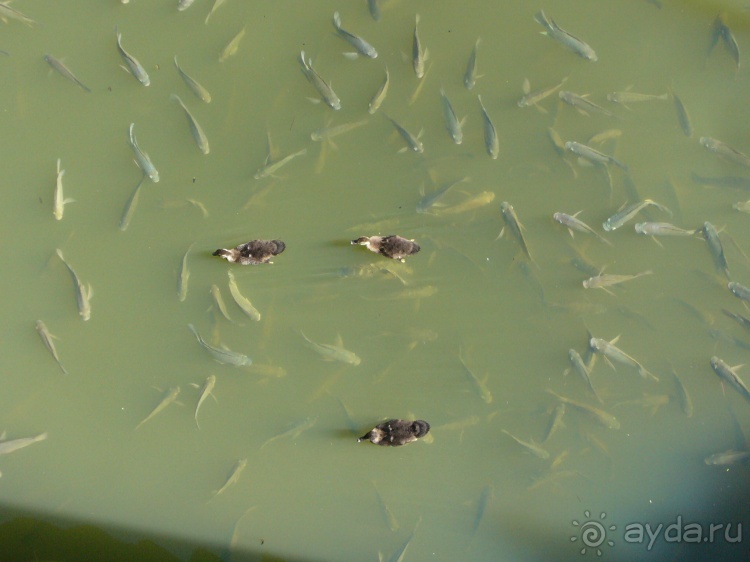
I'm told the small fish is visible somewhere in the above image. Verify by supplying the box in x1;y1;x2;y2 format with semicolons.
558;91;613;117
722;308;750;334
219;27;246;62
542;403;566;442
310;119;368;145
0;432;47;455
602;199;670;231
700;137;750;169
332;12;377;58
433;191;495;216
705;450;750;466
368;0;380;21
385;115;423;153
583;271;653;293
300;331;361;365
389;519;420;562
210;284;234;323
534;10;597;62
135;386;180;430
253;147;307;180
171;94;210;154
299;51;341;110
119;176;145;231
0;2;36;26
553;211;611;245
128;123;160;182
729;281;750;304
368;66;389;114
187;324;252;367
566;349;602;403
115;26;150;86
56;249;92;321
458;346;493;404
545;389;620;429
213;458;248;496
177;244;193;302
174;56;211;103
477;95;499;159
193;374;216;429
499;201;534;264
53;159;74;221
44;55;91;92
518;77;568;109
471;486;492;535
35;320;68;375
720;21;741;71
412;14;428;78
670;89;692;137
702;222;730;278
204;0;226;24
565;141;628;171
177;0;195;11
227;269;261;321
589;335;658;381
464;38;481;90
502;430;549;459
416;176;468;214
711;356;750;403
373;482;399;531
440;88;463;144
261;416;318;449
669;364;693;418
607;91;668;104
634;222;699;237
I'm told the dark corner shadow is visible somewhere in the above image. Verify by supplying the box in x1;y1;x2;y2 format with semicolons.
0;504;318;562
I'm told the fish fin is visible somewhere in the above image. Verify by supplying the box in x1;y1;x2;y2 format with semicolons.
572;210;582;218
567;228;575;239
601;286;616;297
64;198;75;205
603;355;616;371
495;226;505;241
575;108;590;117
397;146;408;154
651;236;664;249
86;284;94;300
342;52;359;60
535;105;549;115
610;334;621;345
306;97;322;105
334;333;344;347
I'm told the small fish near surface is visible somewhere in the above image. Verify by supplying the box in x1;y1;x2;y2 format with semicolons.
477;95;499;159
416;177;468;214
299;50;341;110
710;356;750;403
170;94;210;154
187;324;252;367
440;88;464;144
502;429;549;459
219;27;246;62
384;115;423;153
705;450;750;466
498;201;535;265
533;10;597;62
174;56;211;103
412;14;429;78
0;2;37;26
332;11;377;58
55;249;92;321
464;38;481;90
212;458;248;497
545;389;620;429
192;374;216;429
602;199;671;231
368;66;389;114
433;191;495;216
128;123;160;182
119;175;145;232
53;158;74;221
299;331;361;365
728;281;750;303
606;91;668;105
565;141;628;172
458;345;493;404
35;320;68;375
261;416;318;449
0;432;48;456
553;211;612;245
702;221;730;279
582;271;653;295
227;269;261;321
115;26;150;86
177;243;193;302
517;76;568;110
44;55;91;93
135;386;180;430
700;137;750;169
589;335;659;382
254;147;307;180
358;419;430;446
558;91;614;118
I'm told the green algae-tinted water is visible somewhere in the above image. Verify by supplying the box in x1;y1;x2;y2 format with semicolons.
2;1;750;560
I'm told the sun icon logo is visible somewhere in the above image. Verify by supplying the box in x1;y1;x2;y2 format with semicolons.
571;510;616;556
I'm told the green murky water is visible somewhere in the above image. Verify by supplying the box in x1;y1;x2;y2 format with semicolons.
2;0;750;560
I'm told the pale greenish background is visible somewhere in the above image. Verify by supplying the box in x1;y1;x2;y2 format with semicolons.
1;0;750;560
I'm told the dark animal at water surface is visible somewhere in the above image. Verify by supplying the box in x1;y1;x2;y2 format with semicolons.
212;239;286;265
358;419;430;446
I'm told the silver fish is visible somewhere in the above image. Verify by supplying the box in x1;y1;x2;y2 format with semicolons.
458;346;492;404
587;128;623;145
213;458;248;496
534;10;597;62
174;56;211;103
670;365;693;418
128;123;160;182
565;141;628;171
566;349;601;403
702;222;729;278
542;402;566;442
700;137;750;169
53;159;74;221
710;356;750;403
440;88;463;144
518;76;567;109
602;199;670;231
705;450;750;466
177;0;195;11
115;26;150;86
385;115;423;153
499;201;534;265
368;0;380;21
373;482;399;531
433;191;495;216
634;222;699;237
502;430;549;459
171;94;210;154
188;324;252;366
261;416;318;449
670;89;692;137
332;12;377;58
204;0;226;24
583;271;653;293
0;2;37;26
607;91;668;104
193;374;216;429
464;38;481;90
553;211;611;245
227;269;261;321
135;387;180;430
177;244;192;302
477;95;499;159
119;175;145;231
0;432;47;455
729;281;750;303
545;389;620;429
253;147;307;180
299;51;341;110
558;90;613;117
590;335;658;381
210;284;234;323
56;249;92;321
412;14;428;78
35;320;68;375
300;331;361;365
368;66;389;114
416;176;468;214
44;55;91;93
219;27;246;62
310;119;368;145
722;308;750;334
